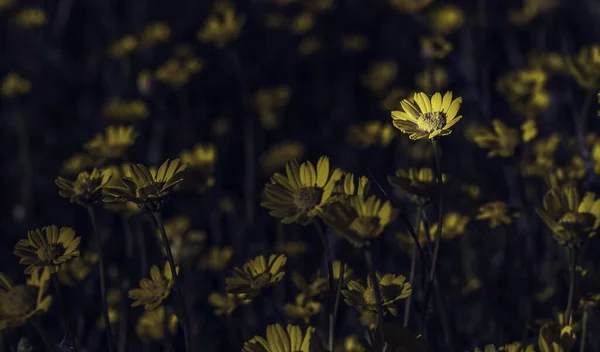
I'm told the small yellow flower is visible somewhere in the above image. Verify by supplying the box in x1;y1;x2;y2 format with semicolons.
389;0;433;13
56;168;113;206
197;6;245;48
14;226;81;275
139;22;171;50
430;212;470;240
225;254;287;298
129;262;178;310
108;35;138;58
330;173;371;205
0;270;52;329
260;141;305;176
472;119;521;158
497;69;550;119
254;86;292;130
347;121;396;149
208;292;251;316
200;247;233;272
261;156;343;225
528;52;565;73
60;153;96;175
103;158;187;212
340;335;365;352
420;36;453;59
521;134;561;177
1;72;31;98
476;201;519;228
388;167;447;204
415;65;449;94
179;144;217;193
242;324;316;352
566;45;600;89
427;4;465;35
136;306;179;342
102;98;150;121
292;260;353;298
461;275;482;296
13;7;46;28
84;125;138;162
283;293;321;323
391;91;463;140
289;12;315;35
362;60;398;93
57;252;99;286
342;272;412;316
521;120;538;142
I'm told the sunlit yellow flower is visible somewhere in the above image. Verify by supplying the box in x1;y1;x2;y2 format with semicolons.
283;293;321;323
537;184;600;247
415;65;449;94
200;247;233;272
509;0;558;26
14;226;81;275
129;262;178;310
537;324;575;352
497;69;550;119
97;289;121;329
420;36;453;59
225;254;287;298
243;324;316;352
341;34;369;52
0;270;52;329
197;6;245;48
179;144;217;193
261;156;343;225
108;35;138;58
136;306;179;342
57;252;99;286
159;216;206;263
362;60;398;93
521;120;538;142
84;125;138;162
208;292;251;316
260;141;305;176
388;167;447;204
1;72;31;98
476;201;519;228
343;272;412;316
347;121;396;149
139;22;171;50
103;158;187;212
254;86;292;130
389;0;432;13
56;168;113;206
13;7;46;28
471;119;521;158
298;36;323;56
566;45;600;89
275;241;308;258
391;91;463;140
289;12;314;35
427;4;465;35
102;98;150;121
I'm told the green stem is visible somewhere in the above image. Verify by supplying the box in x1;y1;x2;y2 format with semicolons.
580;308;588;352
50;274;79;352
364;248;385;349
151;212;191;352
31;318;55;352
565;246;577;325
404;206;422;328
314;221;335;351
86;206;115;352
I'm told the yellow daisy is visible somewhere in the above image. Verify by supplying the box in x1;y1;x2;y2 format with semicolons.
391;91;463;140
242;324;316;352
136;306;179;342
0;270;52;329
225;254;287;298
200;247;233;272
342;272;412;316
83;125;138;162
13;226;81;274
283;293;322;323
129;262;179;310
208;292;251;316
55;168;113;206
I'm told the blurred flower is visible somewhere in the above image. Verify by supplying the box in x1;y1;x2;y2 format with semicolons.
13;8;46;28
341;34;369;52
537;324;575;352
275;241;308;258
528;52;565;73
179;144;217;193
388;167;447;205
208;292;251;316
430;212;470;240
497;68;550;119
136;306;178;342
312;260;354;295
521;120;538;142
56;168;113;206
471;119;521;158
129;262;178;310
242;324;316;352
155;51;205;89
476;201;519;228
509;0;558;26
83;125;138;162
537;184;600;247
363;60;398;93
139;22;171;50
14;226;81;275
225;254;287;298
283;293;321;323
566;45;600;89
260;141;305;175
61;153;96;175
0;0;13;11
461;275;482;295
290;12;315;35
254;85;292;130
381;87;411;111
347;121;396;149
97;289;121;330
298;36;322;56
0;270;52;329
358;308;377;330
200;247;233;272
339;335;365;352
420;36;453;59
104;158;187;212
342;272;412;316
102;98;150;121
197;6;245;48
389;0;432;13
159;216;206;263
261;156;343;225
1;72;31;98
108;35;138;58
391;91;463;140
212;117;230;138
57;252;99;286
521;134;561;177
427;4;465;35
415;65;449;94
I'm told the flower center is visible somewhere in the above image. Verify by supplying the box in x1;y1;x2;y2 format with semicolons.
37;244;65;262
418;111;447;132
294;187;323;211
0;286;36;316
74;174;102;197
362;286;385;306
251;272;273;289
349;216;380;237
559;212;596;232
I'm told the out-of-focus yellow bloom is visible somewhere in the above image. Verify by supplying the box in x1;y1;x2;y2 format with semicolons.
139;22;171;50
391;91;463;140
154;56;205;88
200;247;233;272
197;6;245;48
225;254;287;298
83;125;138;162
136;306;178;342
243;324;316;352
521;120;538;142
534;287;556;303
341;34;369;52
427;4;465;35
14;226;81;275
537;184;600;247
398;212;469;250
1;72;31;98
339;335;365;352
290;12;315;35
358;308;377;330
347;121;396;149
509;0;558;26
102;98;150;121
476;201;519;228
363;60;398;93
179;144;217;193
254;86;292;130
13;7;46;28
420;36;453;59
129;262;178;310
298;36;322;55
461;275;482;295
415;65;449;94
275;241;308;258
471;119;521;158
292;260;353;298
208;292;251;316
57;252;99;286
0;0;13;11
381;87;411;111
388;167;447;204
521;134;561;177
159;216;206;263
260;141;305;176
137;70;153;96
61;154;94;176
283;293;321;323
0;270;52;330
389;0;432;13
528;52;565;73
566;45;600;89
97;289;121;330
498;69;551;119
56;168;113;206
108;35;138;58
343;272;412;316
537;324;575;352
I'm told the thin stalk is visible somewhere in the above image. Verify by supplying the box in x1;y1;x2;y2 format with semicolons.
151;212;190;352
364;248;386;349
404;207;422;328
314;221;335;351
86;206;115;352
31;318;55;352
580;308;588;352
50;274;79;352
333;260;346;326
565;246;577;325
